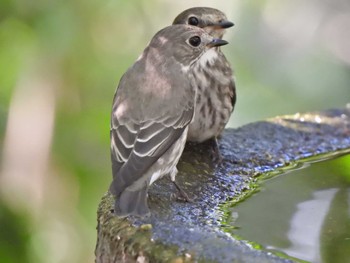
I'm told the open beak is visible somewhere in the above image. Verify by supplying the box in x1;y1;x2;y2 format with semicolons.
207;38;229;48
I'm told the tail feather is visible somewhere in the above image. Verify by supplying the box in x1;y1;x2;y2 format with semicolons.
114;186;150;217
109;176;125;196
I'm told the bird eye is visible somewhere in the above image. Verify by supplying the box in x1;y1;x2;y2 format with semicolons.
189;36;201;47
188;16;199;26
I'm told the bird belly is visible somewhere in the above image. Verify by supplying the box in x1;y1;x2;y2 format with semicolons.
188;79;232;142
188;54;234;142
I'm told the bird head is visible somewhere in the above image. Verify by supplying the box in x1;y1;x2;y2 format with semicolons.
173;7;234;39
149;25;228;68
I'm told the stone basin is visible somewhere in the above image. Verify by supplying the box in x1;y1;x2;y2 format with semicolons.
95;107;350;263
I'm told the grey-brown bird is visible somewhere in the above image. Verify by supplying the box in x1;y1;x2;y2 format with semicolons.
173;7;236;144
110;24;228;217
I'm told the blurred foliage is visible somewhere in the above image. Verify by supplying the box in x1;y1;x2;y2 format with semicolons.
0;0;349;262
0;202;30;263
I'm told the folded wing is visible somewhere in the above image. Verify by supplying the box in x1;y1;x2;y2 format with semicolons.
110;108;193;197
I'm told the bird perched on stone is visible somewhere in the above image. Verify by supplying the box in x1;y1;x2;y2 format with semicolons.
110;24;228;217
173;7;236;145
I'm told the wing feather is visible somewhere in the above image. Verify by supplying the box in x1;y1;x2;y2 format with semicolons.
110;108;193;196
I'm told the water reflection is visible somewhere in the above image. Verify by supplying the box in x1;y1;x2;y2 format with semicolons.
228;154;350;263
282;188;337;262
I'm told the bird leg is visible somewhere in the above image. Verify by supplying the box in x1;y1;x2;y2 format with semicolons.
172;180;193;202
207;137;223;164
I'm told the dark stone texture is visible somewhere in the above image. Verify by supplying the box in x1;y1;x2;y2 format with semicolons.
95;107;350;263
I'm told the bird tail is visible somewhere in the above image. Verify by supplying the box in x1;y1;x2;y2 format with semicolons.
113;185;150;217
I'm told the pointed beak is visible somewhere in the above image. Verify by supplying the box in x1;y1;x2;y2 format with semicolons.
207;38;229;48
217;20;234;29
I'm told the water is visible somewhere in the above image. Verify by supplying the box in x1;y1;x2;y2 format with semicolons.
225;153;350;263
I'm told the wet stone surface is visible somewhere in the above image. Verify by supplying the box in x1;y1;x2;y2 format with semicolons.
95;108;350;263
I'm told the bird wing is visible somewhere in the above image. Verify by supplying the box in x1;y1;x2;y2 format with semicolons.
229;79;236;110
110;108;193;196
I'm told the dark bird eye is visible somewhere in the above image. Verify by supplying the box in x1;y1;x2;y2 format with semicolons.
189;36;201;47
188;16;199;26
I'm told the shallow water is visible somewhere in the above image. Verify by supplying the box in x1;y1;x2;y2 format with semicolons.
226;153;350;263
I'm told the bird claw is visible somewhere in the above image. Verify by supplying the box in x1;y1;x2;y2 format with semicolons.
172;181;193;202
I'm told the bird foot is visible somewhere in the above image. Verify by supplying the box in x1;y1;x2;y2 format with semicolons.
172;181;193;202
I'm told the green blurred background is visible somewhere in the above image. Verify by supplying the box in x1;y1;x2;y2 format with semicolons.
0;0;349;262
